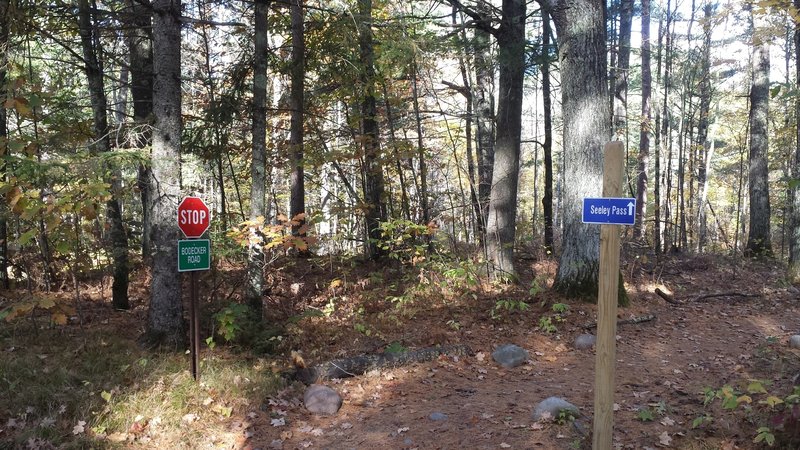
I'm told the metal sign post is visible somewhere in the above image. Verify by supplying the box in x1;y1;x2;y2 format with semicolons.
177;197;212;381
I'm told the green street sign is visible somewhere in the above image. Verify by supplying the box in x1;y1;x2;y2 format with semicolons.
178;239;211;272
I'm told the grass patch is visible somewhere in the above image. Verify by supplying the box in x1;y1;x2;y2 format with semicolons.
1;316;283;448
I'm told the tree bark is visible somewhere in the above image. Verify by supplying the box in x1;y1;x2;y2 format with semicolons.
541;4;554;253
484;0;525;280
77;0;129;310
613;0;632;139
144;0;185;349
358;0;386;259
746;9;772;256
634;0;651;240
551;0;611;296
473;0;494;241
128;0;154;259
0;0;8;289
789;0;800;280
695;3;713;252
247;0;268;313
289;0;306;244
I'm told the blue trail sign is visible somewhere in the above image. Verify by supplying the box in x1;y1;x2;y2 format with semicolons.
582;198;636;226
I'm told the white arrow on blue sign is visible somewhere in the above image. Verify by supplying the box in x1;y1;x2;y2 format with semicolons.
582;197;637;226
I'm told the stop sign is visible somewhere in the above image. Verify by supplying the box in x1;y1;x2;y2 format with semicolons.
177;196;211;238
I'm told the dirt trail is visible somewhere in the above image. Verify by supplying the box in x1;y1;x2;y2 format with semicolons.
247;255;800;449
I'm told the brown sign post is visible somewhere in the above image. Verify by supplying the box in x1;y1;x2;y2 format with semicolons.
177;196;212;381
592;141;626;450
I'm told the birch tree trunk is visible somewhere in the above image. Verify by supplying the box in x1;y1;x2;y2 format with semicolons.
144;0;184;348
551;0;611;296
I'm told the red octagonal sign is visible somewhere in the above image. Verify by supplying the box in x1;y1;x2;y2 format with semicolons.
177;196;211;238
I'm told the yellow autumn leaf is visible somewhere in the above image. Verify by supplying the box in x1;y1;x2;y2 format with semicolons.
51;313;68;326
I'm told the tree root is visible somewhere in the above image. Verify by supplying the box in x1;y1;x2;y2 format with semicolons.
656;287;760;305
289;344;473;385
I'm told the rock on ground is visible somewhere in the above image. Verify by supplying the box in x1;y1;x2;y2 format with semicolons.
574;334;596;350
790;335;800;349
532;396;580;422
304;384;343;415
492;344;529;369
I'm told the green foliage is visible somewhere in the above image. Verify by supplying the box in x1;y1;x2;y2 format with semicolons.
537;302;570;333
697;381;800;447
490;299;529;320
385;341;406;354
375;218;433;264
213;303;250;342
637;407;655;422
556;409;577;425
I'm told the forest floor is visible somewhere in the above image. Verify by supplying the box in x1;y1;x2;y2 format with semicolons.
2;246;800;449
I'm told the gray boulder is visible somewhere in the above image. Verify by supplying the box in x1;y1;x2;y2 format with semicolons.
574;334;596;350
429;412;448;421
304;384;343;415
790;335;800;349
492;344;529;369
532;396;580;422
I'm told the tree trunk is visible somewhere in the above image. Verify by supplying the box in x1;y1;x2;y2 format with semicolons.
358;0;386;259
473;0;494;240
411;59;430;236
485;0;525;280
695;3;713;252
0;0;8;289
746;10;772;256
144;0;185;349
551;0;611;296
77;0;129;310
541;4;554;253
789;0;800;280
613;0;632;140
289;0;306;244
128;0;153;259
634;0;651;240
247;0;268;313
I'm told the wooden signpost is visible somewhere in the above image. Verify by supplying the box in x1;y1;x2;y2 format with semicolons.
584;142;635;450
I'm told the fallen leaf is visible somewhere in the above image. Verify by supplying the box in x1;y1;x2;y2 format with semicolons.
500;444;511;448
311;428;324;436
182;413;198;424
341;422;353;429
203;397;214;406
271;418;286;427
107;432;128;442
72;420;86;435
476;352;486;362
397;427;409;434
530;422;544;430
660;417;676;426
659;431;672;447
